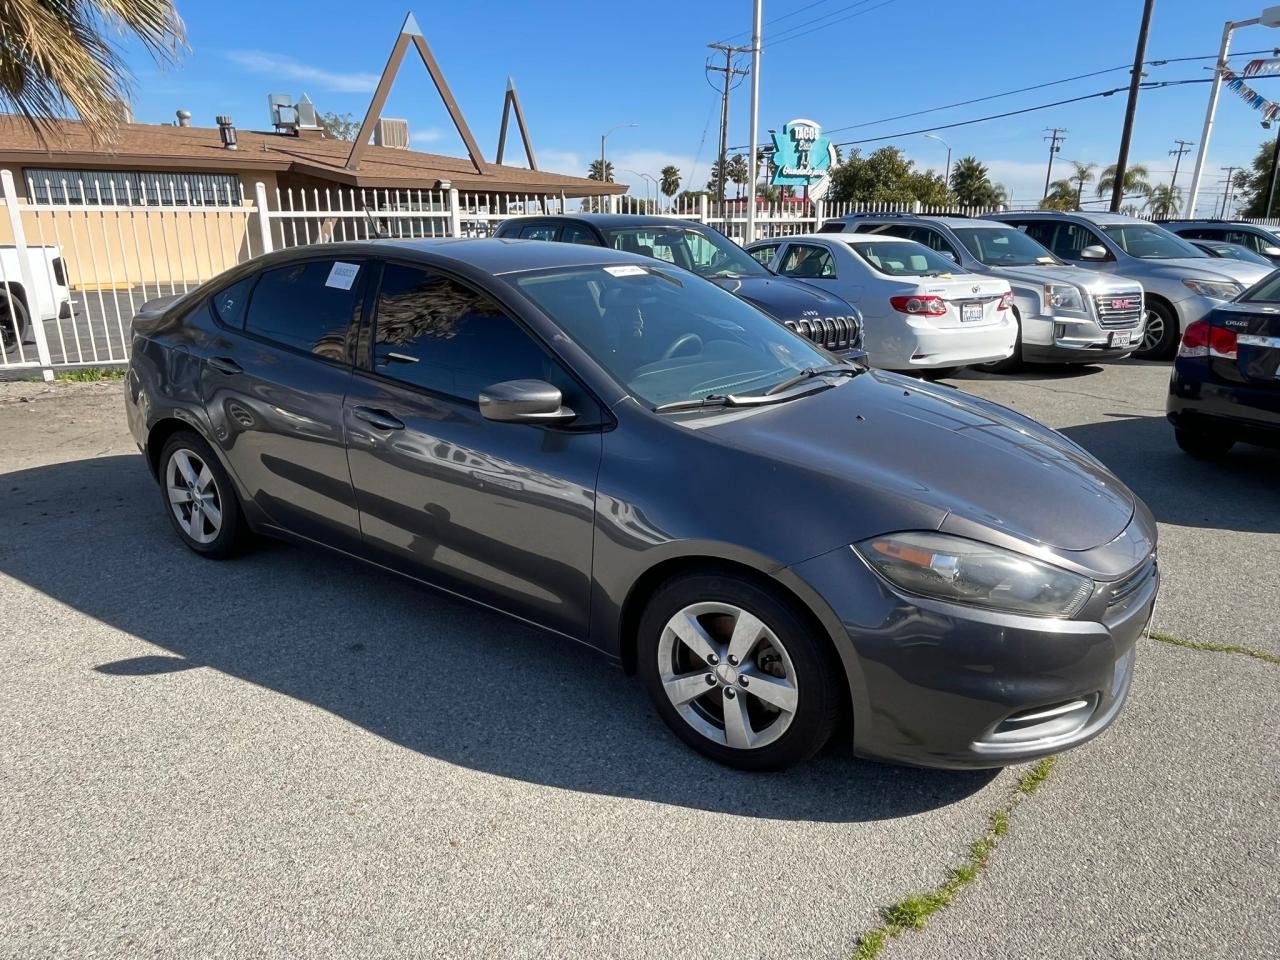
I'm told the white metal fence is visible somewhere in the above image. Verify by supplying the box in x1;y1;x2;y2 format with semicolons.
0;164;1270;380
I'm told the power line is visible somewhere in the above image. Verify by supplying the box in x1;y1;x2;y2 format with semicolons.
765;0;897;49
719;0;873;44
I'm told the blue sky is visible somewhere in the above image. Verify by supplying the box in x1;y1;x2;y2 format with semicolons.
122;0;1280;215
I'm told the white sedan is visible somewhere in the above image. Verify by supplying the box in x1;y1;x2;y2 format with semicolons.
746;234;1017;372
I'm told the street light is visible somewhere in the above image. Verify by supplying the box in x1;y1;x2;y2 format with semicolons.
923;132;952;189
624;169;658;210
600;122;637;186
1187;7;1280;216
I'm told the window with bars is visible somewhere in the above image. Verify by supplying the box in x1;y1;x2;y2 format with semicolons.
23;168;242;207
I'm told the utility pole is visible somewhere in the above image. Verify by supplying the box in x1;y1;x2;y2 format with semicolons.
1111;0;1156;212
1168;139;1194;194
745;0;763;243
1042;128;1066;199
707;42;750;209
1219;166;1239;217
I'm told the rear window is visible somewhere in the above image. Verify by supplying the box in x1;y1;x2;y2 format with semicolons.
209;275;255;329
848;240;956;277
243;259;366;361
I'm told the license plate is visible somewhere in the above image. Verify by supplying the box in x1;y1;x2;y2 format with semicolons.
1110;330;1132;347
961;302;983;323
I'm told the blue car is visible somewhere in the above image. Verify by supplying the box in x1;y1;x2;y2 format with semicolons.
1167;270;1280;457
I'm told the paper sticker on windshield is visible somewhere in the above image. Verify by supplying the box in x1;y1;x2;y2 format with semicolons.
326;261;360;290
604;265;648;277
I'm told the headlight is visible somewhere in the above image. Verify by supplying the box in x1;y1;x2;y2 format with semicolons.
1182;277;1242;301
1044;283;1085;312
855;532;1093;618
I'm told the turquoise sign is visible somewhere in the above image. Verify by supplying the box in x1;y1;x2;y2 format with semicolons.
770;119;836;187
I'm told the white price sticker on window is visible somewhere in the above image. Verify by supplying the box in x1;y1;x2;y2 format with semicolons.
604;265;648;277
326;261;360;290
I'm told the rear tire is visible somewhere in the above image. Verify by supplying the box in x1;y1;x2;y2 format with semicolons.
1;293;29;354
637;571;842;771
157;430;248;559
1135;300;1178;360
1174;427;1234;459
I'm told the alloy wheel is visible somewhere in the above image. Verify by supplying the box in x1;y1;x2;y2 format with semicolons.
1140;308;1164;354
657;601;799;750
166;448;223;545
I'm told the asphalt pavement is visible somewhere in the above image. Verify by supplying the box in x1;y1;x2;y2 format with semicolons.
0;362;1275;959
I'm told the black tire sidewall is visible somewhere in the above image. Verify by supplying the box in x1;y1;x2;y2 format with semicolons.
1;294;28;351
1136;301;1177;360
157;431;243;559
637;572;842;771
1175;427;1234;459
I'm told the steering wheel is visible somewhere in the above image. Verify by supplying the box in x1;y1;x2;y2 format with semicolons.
662;333;703;361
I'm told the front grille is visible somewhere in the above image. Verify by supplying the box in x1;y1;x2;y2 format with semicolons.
1106;556;1157;611
1094;291;1143;328
785;315;859;350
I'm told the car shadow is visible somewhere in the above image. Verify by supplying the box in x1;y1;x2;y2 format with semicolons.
0;454;997;823
1058;411;1280;534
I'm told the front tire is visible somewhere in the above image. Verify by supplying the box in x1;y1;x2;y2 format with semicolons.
637;572;842;771
1;293;29;354
1135;300;1178;360
157;431;247;559
1174;427;1234;459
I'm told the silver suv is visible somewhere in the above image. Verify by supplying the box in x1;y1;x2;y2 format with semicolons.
984;211;1271;359
820;213;1145;369
1153;219;1280;265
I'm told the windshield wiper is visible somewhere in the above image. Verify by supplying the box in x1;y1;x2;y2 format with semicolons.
654;394;732;413
764;363;864;396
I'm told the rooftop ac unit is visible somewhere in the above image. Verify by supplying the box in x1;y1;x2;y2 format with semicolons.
375;118;410;150
268;93;298;133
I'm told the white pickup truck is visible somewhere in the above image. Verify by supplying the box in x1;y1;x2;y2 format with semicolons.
1;245;72;354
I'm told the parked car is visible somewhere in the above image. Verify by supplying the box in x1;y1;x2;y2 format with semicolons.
125;239;1158;771
1155;219;1280;265
818;213;1145;370
1187;238;1276;267
985;211;1271;360
1168;269;1280;457
492;214;863;357
745;233;1016;374
0;245;72;354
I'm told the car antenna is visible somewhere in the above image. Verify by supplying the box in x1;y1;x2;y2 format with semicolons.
362;203;389;240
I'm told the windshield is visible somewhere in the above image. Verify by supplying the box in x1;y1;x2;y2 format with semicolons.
602;225;771;279
848;239;959;277
953;226;1061;267
511;263;831;408
1101;224;1206;259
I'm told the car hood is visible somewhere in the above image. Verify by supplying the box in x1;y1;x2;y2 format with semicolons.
1139;257;1271;285
994;262;1140;291
710;275;857;318
697;371;1135;553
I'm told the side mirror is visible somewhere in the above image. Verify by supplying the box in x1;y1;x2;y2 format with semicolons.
939;249;959;263
1262;245;1280;257
479;379;576;424
1080;244;1109;261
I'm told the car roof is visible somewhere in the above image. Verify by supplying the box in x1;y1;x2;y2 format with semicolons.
987;210;1144;225
249;237;657;277
748;232;917;247
502;213;712;231
838;214;998;230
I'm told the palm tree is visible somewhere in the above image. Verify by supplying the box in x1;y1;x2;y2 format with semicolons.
1041;178;1079;211
726;154;750;199
1069;161;1096;207
659;165;681;208
1145;183;1182;219
588;159;615;183
949;156;1005;208
1096;163;1152;200
0;1;185;140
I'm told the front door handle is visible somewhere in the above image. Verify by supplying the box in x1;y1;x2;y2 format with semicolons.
351;406;405;431
208;356;242;375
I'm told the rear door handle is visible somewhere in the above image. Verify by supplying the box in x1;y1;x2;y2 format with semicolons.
351;406;405;431
208;356;242;375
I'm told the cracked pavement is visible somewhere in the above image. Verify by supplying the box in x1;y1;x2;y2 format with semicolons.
1;362;1276;959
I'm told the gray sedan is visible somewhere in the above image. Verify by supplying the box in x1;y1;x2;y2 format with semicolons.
124;238;1158;771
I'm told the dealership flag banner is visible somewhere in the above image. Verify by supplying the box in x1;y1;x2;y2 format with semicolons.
1221;67;1280;123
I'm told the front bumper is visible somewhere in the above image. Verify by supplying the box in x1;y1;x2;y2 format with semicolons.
790;540;1158;769
1019;308;1141;363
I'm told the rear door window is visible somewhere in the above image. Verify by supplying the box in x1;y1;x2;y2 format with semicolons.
777;244;837;279
210;275;256;330
518;223;558;241
243;259;366;362
748;243;780;267
559;223;600;245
